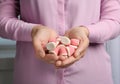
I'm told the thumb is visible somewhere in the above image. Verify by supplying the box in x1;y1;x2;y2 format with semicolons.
74;37;89;57
33;38;45;58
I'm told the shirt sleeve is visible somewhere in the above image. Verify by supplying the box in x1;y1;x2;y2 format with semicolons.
0;0;37;41
85;0;120;43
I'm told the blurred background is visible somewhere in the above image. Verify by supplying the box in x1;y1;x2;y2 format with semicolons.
0;36;120;84
0;38;15;84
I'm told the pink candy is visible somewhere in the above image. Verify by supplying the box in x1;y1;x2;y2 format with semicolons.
46;36;80;57
66;45;75;56
71;39;80;46
59;45;68;56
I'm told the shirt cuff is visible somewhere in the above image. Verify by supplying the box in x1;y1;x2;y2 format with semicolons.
83;25;98;43
19;23;37;41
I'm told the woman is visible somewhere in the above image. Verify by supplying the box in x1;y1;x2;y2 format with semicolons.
0;0;120;84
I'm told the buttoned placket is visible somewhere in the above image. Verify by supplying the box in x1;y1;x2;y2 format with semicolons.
56;0;66;84
57;0;66;35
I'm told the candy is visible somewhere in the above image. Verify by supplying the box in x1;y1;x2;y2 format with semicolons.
66;45;75;56
59;45;68;56
46;36;79;57
49;45;65;55
46;42;57;51
49;47;59;55
49;38;60;45
71;39;80;46
60;36;71;45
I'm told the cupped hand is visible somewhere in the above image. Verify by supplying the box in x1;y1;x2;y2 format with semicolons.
31;25;59;64
55;26;89;68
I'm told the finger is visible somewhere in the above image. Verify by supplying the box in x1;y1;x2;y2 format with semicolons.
74;37;89;57
55;60;62;67
64;30;70;37
44;54;59;63
75;50;86;61
55;58;75;68
59;56;76;67
59;51;86;69
58;55;67;61
33;38;45;58
56;52;86;68
50;30;59;39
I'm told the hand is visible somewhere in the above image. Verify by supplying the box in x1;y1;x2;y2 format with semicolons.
31;25;59;64
55;26;89;68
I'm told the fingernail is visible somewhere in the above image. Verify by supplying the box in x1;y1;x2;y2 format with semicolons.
75;52;78;56
75;53;80;57
56;61;62;67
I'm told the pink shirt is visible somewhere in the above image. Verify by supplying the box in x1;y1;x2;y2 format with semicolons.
0;0;120;84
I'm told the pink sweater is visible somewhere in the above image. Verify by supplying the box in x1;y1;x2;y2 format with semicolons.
0;0;120;84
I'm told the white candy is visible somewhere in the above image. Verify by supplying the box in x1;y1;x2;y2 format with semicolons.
49;44;65;55
49;51;57;55
70;45;77;49
60;36;71;45
66;45;76;56
66;46;70;56
46;42;57;51
46;36;79;56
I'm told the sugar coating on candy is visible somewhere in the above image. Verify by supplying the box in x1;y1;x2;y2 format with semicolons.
60;36;71;45
71;39;80;46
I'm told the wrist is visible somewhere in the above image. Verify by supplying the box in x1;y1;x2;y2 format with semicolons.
31;25;42;38
79;26;89;37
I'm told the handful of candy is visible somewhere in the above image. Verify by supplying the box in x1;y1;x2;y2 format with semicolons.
46;36;80;57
